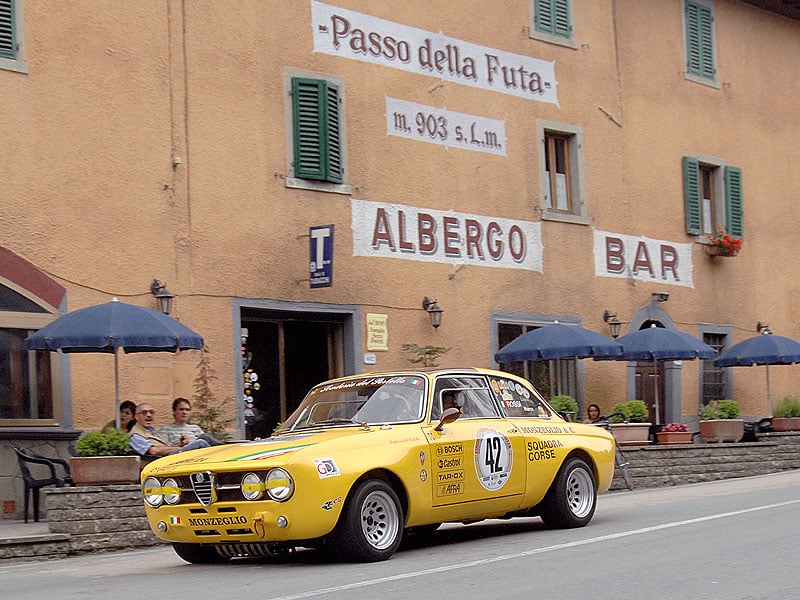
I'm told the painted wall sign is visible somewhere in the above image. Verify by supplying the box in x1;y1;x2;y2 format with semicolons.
366;313;389;351
351;198;543;272
386;97;507;156
593;229;694;288
311;0;559;106
310;225;334;288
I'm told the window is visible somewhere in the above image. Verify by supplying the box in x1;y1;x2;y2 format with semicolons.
284;70;349;193
538;121;588;225
683;0;717;86
700;329;731;405
495;322;578;400
530;0;577;49
432;376;500;421
0;0;28;73
683;156;743;238
0;283;59;424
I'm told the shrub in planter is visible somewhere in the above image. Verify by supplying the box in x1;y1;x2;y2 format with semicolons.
76;429;132;457
772;396;800;431
609;400;649;423
700;400;744;443
549;395;579;420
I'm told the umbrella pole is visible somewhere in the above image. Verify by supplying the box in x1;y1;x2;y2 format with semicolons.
653;357;660;425
766;365;773;417
115;349;121;429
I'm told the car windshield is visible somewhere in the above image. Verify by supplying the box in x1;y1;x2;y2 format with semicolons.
280;374;427;430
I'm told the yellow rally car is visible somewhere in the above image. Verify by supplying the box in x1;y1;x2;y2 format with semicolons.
141;368;616;563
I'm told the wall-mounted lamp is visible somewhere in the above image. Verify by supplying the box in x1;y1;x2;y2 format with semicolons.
150;279;174;315
757;321;772;335
422;296;443;329
603;310;621;339
652;292;670;302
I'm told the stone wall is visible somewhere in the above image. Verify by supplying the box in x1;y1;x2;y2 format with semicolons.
610;431;800;490
43;485;167;554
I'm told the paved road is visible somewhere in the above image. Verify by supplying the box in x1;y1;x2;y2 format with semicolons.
4;470;799;600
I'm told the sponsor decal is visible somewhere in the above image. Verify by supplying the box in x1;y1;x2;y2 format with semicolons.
419;469;428;482
436;442;464;456
436;482;464;497
321;496;343;511
187;516;247;527
474;427;513;491
527;439;562;462
419;450;426;466
314;457;341;478
520;425;575;434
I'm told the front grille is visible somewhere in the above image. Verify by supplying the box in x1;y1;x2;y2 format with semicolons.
190;471;215;506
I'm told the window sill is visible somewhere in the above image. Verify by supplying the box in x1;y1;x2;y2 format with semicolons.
541;209;590;225
683;72;720;90
285;177;352;195
0;56;30;74
528;31;579;50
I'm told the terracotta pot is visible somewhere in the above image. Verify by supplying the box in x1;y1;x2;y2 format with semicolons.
610;422;652;446
705;244;737;257
699;419;744;443
70;456;142;485
656;431;694;445
772;417;800;432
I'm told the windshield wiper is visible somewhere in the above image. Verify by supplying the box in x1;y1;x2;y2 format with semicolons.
314;418;369;428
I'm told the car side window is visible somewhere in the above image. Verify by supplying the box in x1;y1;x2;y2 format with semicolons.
431;376;500;420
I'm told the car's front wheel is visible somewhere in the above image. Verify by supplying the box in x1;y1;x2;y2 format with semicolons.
538;457;597;529
331;479;404;562
172;542;228;564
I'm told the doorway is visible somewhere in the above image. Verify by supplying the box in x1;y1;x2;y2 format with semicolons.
239;304;356;438
634;361;665;424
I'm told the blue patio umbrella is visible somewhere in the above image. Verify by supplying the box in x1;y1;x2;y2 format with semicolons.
598;325;715;424
713;331;800;415
495;322;623;363
26;298;204;427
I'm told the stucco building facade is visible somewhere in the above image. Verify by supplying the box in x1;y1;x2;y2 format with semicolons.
1;0;799;518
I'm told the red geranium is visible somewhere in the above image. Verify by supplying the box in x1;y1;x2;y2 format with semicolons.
708;226;743;255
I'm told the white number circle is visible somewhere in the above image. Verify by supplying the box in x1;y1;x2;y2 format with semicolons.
474;428;513;491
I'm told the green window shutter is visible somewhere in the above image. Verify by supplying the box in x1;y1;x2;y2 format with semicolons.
291;77;343;183
685;1;715;79
0;0;16;59
724;166;743;238
535;0;571;38
683;156;702;235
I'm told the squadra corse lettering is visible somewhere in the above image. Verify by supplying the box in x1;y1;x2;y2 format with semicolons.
372;208;527;263
329;15;549;95
527;439;563;462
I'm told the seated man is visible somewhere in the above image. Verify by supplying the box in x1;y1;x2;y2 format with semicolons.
128;403;210;458
159;397;222;446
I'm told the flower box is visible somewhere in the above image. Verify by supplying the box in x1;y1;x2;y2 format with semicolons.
771;417;800;432
656;431;694;445
69;456;142;485
610;422;652;446
700;419;744;443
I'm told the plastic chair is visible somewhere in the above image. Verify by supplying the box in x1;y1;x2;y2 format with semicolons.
12;447;74;523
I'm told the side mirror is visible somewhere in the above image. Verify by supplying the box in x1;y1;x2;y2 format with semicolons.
434;407;461;431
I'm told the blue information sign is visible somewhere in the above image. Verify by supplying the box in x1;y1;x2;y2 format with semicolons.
309;225;334;288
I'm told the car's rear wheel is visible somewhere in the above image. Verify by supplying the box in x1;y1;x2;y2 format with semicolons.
172;542;227;564
331;479;403;562
538;457;596;529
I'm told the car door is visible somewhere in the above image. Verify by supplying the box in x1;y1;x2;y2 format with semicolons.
424;375;526;513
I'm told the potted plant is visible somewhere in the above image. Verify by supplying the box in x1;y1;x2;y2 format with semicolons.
772;396;800;431
656;422;694;445
699;400;745;443
70;430;142;485
549;395;579;421
609;400;652;445
705;226;743;257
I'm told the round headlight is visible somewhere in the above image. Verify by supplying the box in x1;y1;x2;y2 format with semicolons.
143;477;163;507
265;468;294;502
162;478;181;505
241;472;264;500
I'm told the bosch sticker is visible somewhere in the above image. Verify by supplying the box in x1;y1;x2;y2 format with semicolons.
314;457;341;478
474;428;513;491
